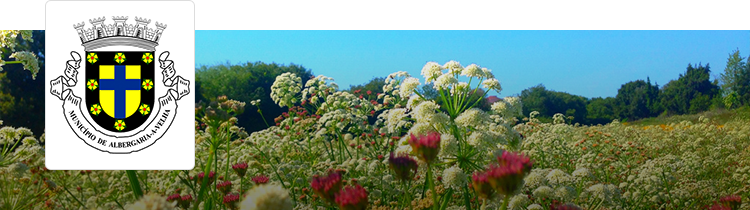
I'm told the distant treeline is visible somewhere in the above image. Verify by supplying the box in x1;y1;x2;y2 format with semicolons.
195;62;313;133
521;50;750;124
194;50;749;131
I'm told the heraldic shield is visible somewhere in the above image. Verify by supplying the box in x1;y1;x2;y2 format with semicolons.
48;15;192;154
85;51;156;132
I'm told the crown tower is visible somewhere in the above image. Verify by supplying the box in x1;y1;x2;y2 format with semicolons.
73;16;166;51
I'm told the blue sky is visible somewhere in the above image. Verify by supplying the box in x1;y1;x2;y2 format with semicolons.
196;31;749;98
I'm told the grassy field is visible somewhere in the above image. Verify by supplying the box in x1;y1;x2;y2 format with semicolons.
1;62;748;210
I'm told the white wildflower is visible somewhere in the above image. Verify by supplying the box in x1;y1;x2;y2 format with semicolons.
241;184;294;210
443;60;463;74
507;194;530;210
400;77;420;98
533;186;554;198
546;169;573;185
527;204;544;210
455;108;490;129
481;78;502;92
433;74;458;90
461;64;484;78
441;165;467;191
421;62;444;83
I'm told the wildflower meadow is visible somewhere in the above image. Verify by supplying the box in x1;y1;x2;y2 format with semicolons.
1;30;749;210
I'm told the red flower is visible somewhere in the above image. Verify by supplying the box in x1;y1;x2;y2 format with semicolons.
197;171;216;185
311;169;343;203
719;195;742;210
179;194;193;209
480;151;533;196
408;132;441;164
366;90;372;95
222;193;240;210
232;162;248;178
217;180;232;194
388;152;418;181
709;203;732;210
167;193;181;202
251;174;270;185
471;172;494;199
335;184;369;210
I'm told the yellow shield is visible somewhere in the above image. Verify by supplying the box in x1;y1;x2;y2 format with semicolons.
99;65;141;118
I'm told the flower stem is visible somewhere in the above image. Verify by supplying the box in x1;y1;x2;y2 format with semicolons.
226;126;231;182
125;170;143;199
63;184;87;209
462;185;473;210
499;194;510;210
258;109;270;128
427;163;438;210
193;145;215;210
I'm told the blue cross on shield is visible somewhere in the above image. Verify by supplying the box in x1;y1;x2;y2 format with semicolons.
85;51;156;132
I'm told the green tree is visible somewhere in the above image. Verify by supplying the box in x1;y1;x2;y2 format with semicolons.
196;62;314;133
0;30;44;134
659;63;720;115
347;77;385;95
586;97;617;125
719;50;750;107
614;78;661;120
520;84;587;124
719;50;747;93
417;84;439;101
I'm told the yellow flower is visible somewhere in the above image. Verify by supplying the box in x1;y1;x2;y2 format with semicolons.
87;79;98;91
90;104;102;116
114;120;126;131
114;53;126;64
87;53;98;64
142;79;154;91
139;104;151;115
142;52;153;64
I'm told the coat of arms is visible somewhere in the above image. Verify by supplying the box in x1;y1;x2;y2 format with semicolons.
49;16;190;154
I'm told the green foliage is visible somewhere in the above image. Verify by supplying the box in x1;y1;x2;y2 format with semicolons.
195;62;313;132
719;50;747;93
519;84;587;124
720;50;750;107
614;78;661;120
586;97;616;125
659;63;720;115
347;77;385;95
0;30;44;135
417;84;439;100
724;91;740;109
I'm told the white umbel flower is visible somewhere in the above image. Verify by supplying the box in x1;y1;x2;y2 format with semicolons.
482;78;502;92
442;165;467;191
461;64;484;78
481;67;495;79
400;77;420;98
421;62;444;83
433;74;458;90
270;72;302;107
455;108;491;129
443;60;463;74
125;193;176;210
533;186;554;198
546;169;573;185
507;194;530;210
413;101;440;123
527;204;544;210
240;184;294;210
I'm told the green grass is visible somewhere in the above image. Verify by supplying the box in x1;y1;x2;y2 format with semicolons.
629;106;750;126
